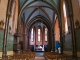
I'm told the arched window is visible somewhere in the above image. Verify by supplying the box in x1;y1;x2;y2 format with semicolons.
45;28;48;41
63;1;68;34
31;28;34;41
38;28;40;42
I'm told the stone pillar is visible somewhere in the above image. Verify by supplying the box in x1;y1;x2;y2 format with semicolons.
22;33;27;52
2;13;11;57
33;27;36;52
51;32;53;51
52;32;55;52
22;24;26;52
60;26;63;54
69;13;77;59
13;15;22;52
24;28;29;51
42;25;44;45
53;31;55;52
67;0;77;58
2;0;12;57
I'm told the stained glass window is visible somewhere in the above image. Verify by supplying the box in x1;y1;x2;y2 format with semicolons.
38;28;40;42
45;28;47;41
31;28;34;41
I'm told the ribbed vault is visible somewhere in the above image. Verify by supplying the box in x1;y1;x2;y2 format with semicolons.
17;0;61;51
19;0;60;25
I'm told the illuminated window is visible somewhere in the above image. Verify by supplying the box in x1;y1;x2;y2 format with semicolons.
31;28;34;41
63;1;68;34
45;28;48;41
38;28;40;42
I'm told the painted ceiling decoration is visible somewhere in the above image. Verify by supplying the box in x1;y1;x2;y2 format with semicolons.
19;0;60;25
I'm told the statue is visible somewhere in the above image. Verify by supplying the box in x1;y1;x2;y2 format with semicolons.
75;20;80;29
0;20;4;30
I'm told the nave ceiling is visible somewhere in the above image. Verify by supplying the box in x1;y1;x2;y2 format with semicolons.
18;0;60;25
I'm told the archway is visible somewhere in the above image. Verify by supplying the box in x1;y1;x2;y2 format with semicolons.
29;22;49;52
54;17;60;52
17;0;62;52
25;15;52;52
8;0;62;53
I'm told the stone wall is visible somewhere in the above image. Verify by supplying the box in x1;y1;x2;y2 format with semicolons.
0;0;8;29
0;30;13;51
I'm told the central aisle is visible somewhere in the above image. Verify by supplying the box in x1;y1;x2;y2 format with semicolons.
34;56;45;60
34;52;45;60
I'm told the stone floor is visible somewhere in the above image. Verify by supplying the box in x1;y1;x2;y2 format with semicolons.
35;52;45;60
36;52;44;56
35;56;45;60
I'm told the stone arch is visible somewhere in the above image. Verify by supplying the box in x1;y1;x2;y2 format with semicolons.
25;15;52;51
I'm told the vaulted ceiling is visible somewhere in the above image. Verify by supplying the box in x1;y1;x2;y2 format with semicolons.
19;0;60;24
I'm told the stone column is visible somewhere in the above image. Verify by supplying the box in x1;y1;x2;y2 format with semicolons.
52;32;55;52
67;0;77;58
24;28;29;51
51;27;55;52
22;24;26;52
2;13;11;57
60;25;63;54
33;27;36;51
2;0;12;57
13;17;22;52
42;26;44;45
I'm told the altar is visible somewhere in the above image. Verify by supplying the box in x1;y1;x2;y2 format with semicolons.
35;45;44;51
